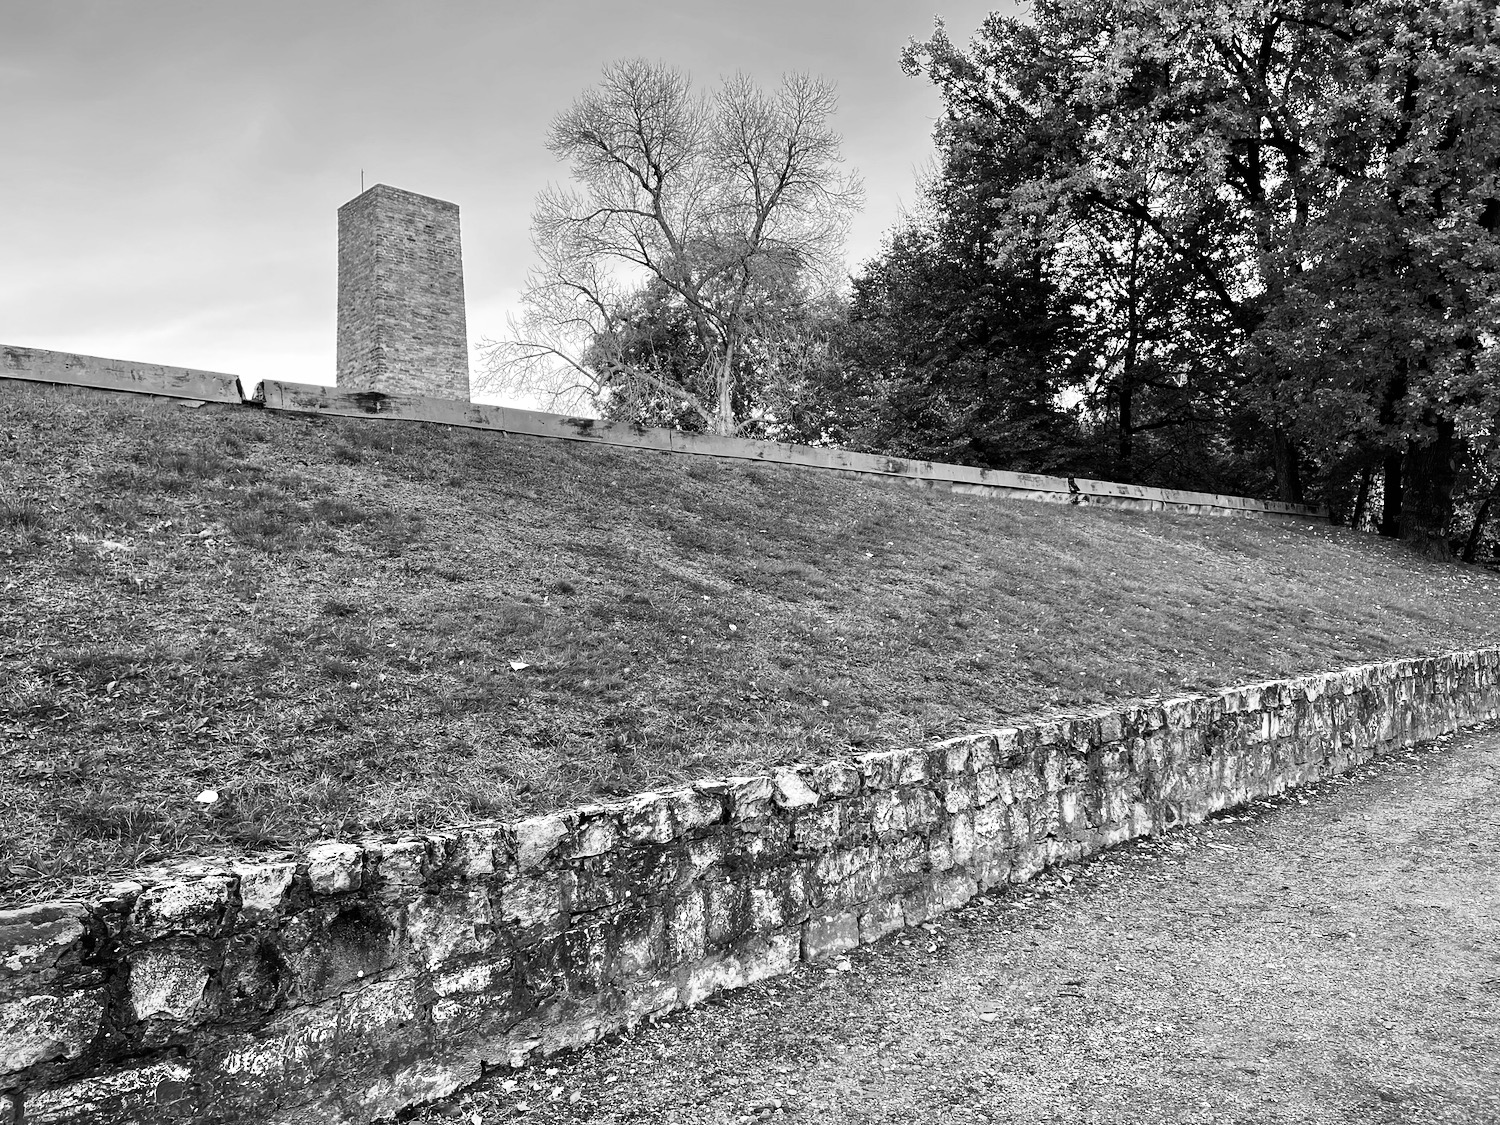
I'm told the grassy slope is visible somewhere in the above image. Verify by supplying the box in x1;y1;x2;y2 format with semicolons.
3;380;1498;903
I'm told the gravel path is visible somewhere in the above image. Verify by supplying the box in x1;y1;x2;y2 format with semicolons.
406;725;1500;1125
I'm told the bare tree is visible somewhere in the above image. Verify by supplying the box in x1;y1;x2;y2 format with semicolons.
481;59;862;433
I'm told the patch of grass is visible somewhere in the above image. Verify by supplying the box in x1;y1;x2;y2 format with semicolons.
0;489;48;558
3;378;1499;905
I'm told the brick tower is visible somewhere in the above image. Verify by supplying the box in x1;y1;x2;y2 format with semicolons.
336;184;471;400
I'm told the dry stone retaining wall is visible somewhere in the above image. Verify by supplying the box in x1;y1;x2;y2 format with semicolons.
3;648;1498;1124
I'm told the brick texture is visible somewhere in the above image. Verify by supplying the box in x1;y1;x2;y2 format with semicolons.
336;185;470;401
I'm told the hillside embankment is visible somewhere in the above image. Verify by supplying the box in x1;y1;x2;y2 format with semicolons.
3;379;1498;901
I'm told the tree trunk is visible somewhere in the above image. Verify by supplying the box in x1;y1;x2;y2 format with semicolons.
1118;373;1135;483
1462;492;1495;563
1270;428;1303;503
1118;217;1142;483
1379;451;1405;538
1350;465;1373;530
713;339;737;436
1398;415;1458;558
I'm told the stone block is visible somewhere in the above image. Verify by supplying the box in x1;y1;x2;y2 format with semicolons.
811;759;861;798
748;887;784;933
668;786;725;833
233;861;298;919
619;978;677;1030
129;945;215;1023
726;776;775;821
870;789;908;837
772;769;819;810
371;840;429;891
791;804;842;852
949;810;976;867
736;931;799;986
498;871;570;934
854;749;903;790
858;899;905;943
616;917;665;981
619;794;675;844
406;890;496;969
515;813;572;869
941;776;974;813
993;727;1025;768
904;787;943;832
306;843;364;896
0;902;89;978
129;876;236;939
666;890;707;963
340;1057;480;1125
0;988;106;1073
571;810;620;858
22;1059;198;1124
336;977;421;1050
798;912;858;966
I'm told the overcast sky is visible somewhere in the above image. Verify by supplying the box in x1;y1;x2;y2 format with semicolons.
2;1;1014;399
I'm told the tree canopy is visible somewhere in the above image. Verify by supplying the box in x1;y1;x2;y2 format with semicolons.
878;0;1500;553
483;59;862;435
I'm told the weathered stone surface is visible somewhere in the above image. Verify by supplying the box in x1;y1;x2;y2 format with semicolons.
570;812;619;858
514;813;570;870
801;911;859;961
306;844;363;896
128;947;213;1022
811;760;861;798
23;1060;197;1124
619;795;674;845
405;891;495;968
0;989;105;1073
772;770;819;810
128;876;235;939
726;776;775;821
0;903;88;978
233;862;297;919
371;841;428;890
4;648;1497;1124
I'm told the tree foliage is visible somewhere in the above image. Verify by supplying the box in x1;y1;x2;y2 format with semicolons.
483;59;862;435
884;0;1500;552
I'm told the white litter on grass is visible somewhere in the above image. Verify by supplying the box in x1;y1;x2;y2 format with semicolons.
509;661;531;672
195;789;219;806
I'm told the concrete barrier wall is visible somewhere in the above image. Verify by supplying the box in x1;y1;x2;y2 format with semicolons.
255;380;1327;520
4;647;1495;1125
1;346;244;405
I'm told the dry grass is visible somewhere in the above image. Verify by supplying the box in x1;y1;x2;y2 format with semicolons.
3;379;1498;903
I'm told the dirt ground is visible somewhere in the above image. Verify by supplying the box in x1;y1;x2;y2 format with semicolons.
405;723;1500;1125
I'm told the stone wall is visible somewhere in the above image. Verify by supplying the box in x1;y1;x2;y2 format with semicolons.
4;648;1496;1124
335;185;470;401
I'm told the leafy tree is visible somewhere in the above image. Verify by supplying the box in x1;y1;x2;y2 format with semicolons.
482;59;862;435
835;214;1079;472
900;1;1500;552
